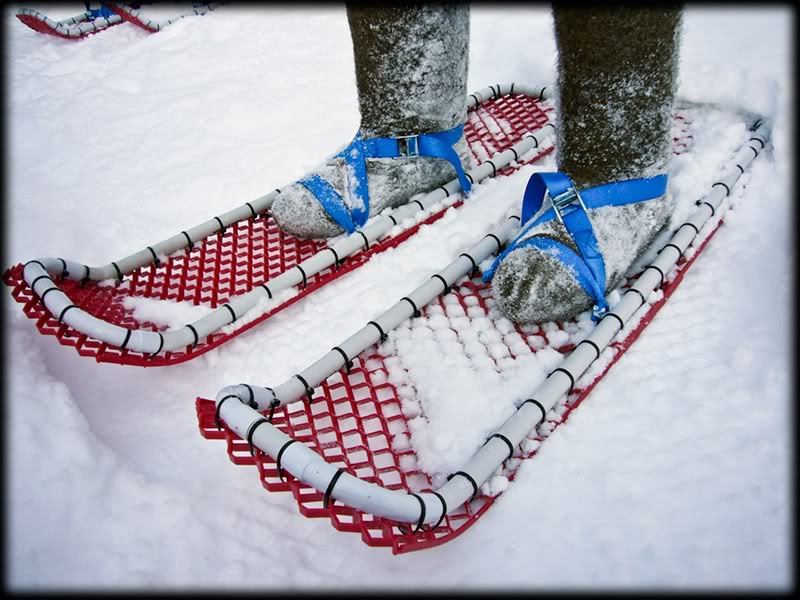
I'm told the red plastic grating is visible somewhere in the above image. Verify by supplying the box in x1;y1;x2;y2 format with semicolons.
4;93;554;366
195;116;704;554
15;13;121;39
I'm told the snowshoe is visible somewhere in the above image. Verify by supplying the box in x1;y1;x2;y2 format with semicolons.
106;1;226;33
3;84;553;366
15;5;123;40
196;102;769;554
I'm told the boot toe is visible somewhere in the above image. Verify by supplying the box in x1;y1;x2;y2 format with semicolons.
491;243;593;324
270;184;344;240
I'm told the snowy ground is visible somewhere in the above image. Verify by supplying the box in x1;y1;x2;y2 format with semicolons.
5;4;792;590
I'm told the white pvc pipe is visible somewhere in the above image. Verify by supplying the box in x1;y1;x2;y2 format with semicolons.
215;116;771;525
21;84;553;356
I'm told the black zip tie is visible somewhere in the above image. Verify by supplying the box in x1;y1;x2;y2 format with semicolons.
323;469;345;509
486;433;514;461
260;284;273;299
550;367;575;394
603;312;625;331
214;216;226;234
57;258;68;278
644;265;665;288
57;304;77;323
267;398;280;423
367;320;388;343
525;133;539;148
469;93;479;105
40;287;59;307
149;332;164;358
147;246;160;266
447;471;478;502
486;160;497;178
245;201;257;219
181;231;194;250
356;230;370;251
539;86;547;101
387;214;398;226
736;164;745;175
625;287;647;307
241;383;257;408
214;394;239;429
578;338;601;360
509;82;515;95
508;147;519;162
712;182;731;197
431;491;448;530
111;261;123;285
488;84;496;97
439;186;450;198
326;247;341;269
412;199;425;211
246;418;270;456
401;296;421;318
223;304;237;323
296;264;308;288
508;215;521;222
31;274;54;289
411;493;426;534
331;346;354;372
459;253;477;273
24;260;46;270
119;328;132;350
659;243;684;257
431;274;451;295
276;439;297;482
522;398;547;423
679;222;700;236
293;373;316;403
186;324;199;348
752;119;763;130
485;233;502;251
698;200;716;216
465;172;474;184
749;146;759;158
749;137;765;149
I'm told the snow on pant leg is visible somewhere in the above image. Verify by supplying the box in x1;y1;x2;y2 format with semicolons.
490;6;684;324
270;4;474;239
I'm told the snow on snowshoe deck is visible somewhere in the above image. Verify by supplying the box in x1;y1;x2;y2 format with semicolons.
194;111;717;554
3;88;554;367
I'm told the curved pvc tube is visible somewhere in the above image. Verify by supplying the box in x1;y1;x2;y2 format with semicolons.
20;84;553;355
110;1;226;32
216;115;771;525
17;8;123;37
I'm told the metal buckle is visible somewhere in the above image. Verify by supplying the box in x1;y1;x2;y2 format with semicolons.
397;135;420;157
549;186;587;224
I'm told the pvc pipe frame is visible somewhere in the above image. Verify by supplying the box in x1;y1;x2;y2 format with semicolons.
215;113;771;526
21;84;553;357
16;8;123;36
109;1;226;32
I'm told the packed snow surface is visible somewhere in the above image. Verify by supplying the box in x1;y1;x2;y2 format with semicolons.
5;4;791;590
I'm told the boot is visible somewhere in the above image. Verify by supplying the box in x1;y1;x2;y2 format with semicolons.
270;4;473;239
490;6;683;323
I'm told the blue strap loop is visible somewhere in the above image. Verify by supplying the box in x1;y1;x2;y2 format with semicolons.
484;172;667;321
299;125;470;235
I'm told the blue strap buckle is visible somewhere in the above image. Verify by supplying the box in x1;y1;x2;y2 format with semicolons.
550;186;587;225
396;135;420;157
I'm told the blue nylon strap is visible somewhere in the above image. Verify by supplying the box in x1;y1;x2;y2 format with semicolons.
483;171;668;321
298;124;469;235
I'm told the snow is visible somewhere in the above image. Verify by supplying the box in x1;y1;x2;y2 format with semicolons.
5;4;791;590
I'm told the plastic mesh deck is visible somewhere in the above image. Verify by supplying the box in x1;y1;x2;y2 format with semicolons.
195;117;702;554
4;93;554;366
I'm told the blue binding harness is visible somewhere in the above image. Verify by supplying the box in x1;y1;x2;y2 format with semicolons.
298;125;472;235
483;171;668;320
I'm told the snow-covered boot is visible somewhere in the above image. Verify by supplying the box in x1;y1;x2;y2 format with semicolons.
270;5;474;239
486;6;683;323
